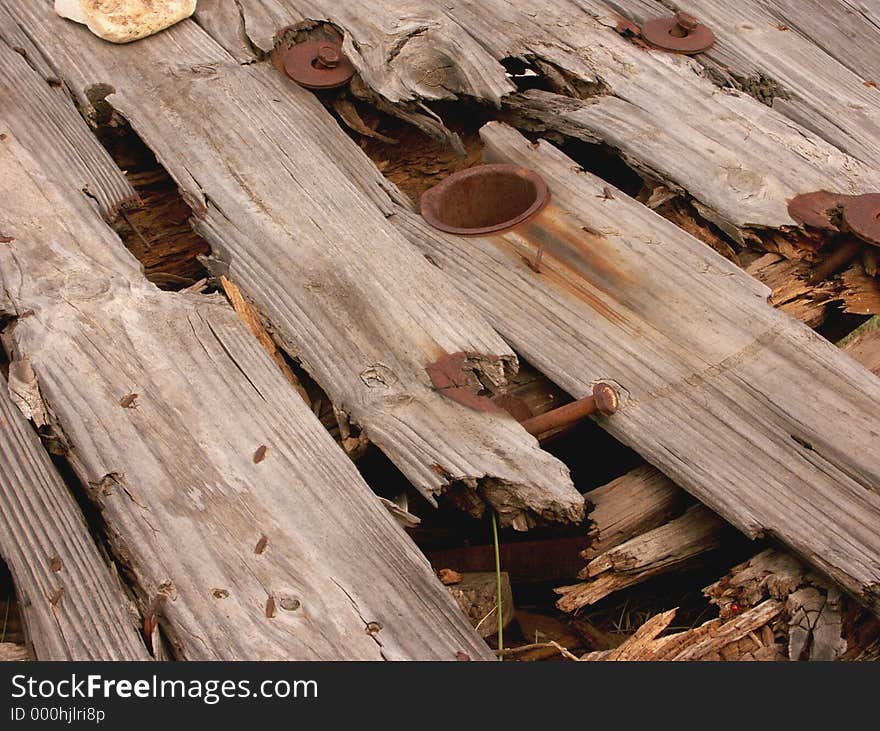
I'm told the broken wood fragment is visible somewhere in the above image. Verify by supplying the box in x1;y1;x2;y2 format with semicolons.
556;505;726;612
446;572;515;639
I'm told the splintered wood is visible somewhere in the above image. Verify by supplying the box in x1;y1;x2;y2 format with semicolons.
1;0;879;661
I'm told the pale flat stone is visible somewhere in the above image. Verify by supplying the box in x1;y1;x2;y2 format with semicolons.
54;0;196;44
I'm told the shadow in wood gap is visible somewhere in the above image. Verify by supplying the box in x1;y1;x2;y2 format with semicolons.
96;122;211;292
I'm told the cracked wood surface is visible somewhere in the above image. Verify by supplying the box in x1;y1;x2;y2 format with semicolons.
601;0;880;168
399;122;880;614
5;0;584;529
0;373;150;660
0;38;493;660
210;0;880;238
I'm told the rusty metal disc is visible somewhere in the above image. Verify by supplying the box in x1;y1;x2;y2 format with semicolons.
843;194;880;247
787;191;852;231
641;14;715;55
420;164;550;236
282;40;355;90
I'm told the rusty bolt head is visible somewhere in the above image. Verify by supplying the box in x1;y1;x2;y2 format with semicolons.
315;44;341;69
420;164;550;236
280;40;355;90
788;191;852;231
675;11;699;32
592;383;619;417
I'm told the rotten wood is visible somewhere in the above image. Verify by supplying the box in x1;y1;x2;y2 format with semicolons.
446;572;515;638
556;505;727;612
0;35;493;660
398;123;880;615
580;600;785;661
9;2;585;530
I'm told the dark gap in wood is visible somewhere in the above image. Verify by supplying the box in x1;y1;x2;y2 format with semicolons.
94;121;212;292
0;558;26;646
554;138;644;199
501;57;558;94
44;453;158;658
352;99;491;203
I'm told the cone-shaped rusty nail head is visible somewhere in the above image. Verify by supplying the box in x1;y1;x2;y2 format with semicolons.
420;164;550;236
642;13;715;54
592;383;619;416
843;194;880;247
282;40;355;89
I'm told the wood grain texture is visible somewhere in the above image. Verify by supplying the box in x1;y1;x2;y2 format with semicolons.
0;47;493;660
0;373;149;660
397;122;880;614
600;0;880;168
556;505;725;611
0;3;135;219
209;1;880;239
6;1;584;529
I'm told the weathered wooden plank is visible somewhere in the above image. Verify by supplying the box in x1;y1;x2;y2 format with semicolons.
600;0;880;168
224;1;880;241
0;53;493;660
0;373;150;660
8;1;584;529
397;122;880;614
0;3;135;219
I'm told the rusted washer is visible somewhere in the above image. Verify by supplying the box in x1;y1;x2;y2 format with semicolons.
641;11;715;55
787;191;852;231
282;40;355;90
843;194;880;247
420;164;550;236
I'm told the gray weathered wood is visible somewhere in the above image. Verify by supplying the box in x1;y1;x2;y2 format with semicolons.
0;373;150;660
0;42;493;660
598;0;880;168
397;122;880;614
7;1;585;529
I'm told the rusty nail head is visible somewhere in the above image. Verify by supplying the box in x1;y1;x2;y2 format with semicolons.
315;44;340;68
641;12;715;54
281;40;355;90
420;164;550;236
787;191;852;231
592;382;619;416
842;194;880;247
675;11;699;33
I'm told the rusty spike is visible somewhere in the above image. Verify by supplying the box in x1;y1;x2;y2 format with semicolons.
519;383;619;437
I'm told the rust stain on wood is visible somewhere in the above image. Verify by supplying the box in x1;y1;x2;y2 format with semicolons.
253;445;268;464
425;351;501;413
49;587;64;607
119;393;139;409
265;596;276;619
49;555;62;573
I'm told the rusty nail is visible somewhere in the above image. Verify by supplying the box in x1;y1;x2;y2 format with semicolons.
420;164;550;236
519;383;619;437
